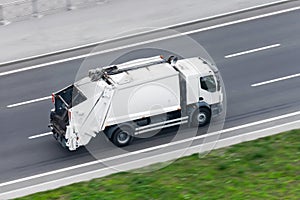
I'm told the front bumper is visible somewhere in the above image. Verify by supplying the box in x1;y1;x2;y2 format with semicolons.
211;103;223;116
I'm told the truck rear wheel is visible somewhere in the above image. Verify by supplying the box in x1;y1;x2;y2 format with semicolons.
112;126;133;147
191;107;211;127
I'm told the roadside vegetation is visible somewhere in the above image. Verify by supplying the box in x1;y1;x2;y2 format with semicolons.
18;130;300;200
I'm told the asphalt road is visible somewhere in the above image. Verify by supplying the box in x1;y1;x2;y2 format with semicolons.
0;4;300;196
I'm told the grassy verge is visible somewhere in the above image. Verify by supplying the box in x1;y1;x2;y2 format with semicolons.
18;130;300;200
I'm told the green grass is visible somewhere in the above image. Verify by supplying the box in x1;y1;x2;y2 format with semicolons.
18;130;300;200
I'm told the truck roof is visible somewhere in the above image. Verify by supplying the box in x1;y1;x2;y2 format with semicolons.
108;62;178;87
74;56;179;97
78;56;216;93
175;57;214;78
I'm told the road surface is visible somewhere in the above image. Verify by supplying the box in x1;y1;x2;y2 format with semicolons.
0;2;300;198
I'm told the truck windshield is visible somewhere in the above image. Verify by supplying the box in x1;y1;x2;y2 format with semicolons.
200;75;216;92
215;72;221;91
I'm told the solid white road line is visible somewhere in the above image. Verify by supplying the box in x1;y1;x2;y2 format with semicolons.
3;109;300;187
0;6;299;77
252;72;300;87
2;118;300;199
28;132;52;140
0;54;89;77
6;96;51;108
0;0;293;67
225;44;281;58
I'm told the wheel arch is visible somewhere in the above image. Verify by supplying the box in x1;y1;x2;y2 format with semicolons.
104;122;135;139
188;102;211;126
188;102;211;116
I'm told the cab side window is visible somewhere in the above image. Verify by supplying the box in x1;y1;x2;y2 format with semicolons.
200;75;216;92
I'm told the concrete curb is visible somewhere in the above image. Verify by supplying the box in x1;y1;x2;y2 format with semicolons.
0;0;296;67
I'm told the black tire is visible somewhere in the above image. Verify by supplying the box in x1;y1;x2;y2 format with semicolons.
191;107;211;127
111;126;133;147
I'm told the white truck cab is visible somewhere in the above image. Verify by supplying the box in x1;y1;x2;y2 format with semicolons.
49;56;223;150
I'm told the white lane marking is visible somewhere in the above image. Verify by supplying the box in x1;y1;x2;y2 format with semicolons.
0;0;293;67
3;118;300;200
2;109;300;187
252;73;300;87
0;54;88;77
6;96;51;108
0;6;299;77
28;132;52;140
225;44;281;58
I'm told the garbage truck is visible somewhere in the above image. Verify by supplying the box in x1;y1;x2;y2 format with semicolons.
49;56;223;150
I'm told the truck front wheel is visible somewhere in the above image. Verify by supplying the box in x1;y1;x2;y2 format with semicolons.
191;107;211;127
112;126;133;147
